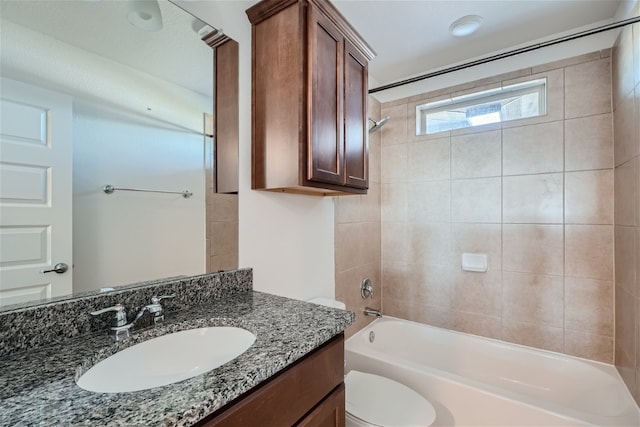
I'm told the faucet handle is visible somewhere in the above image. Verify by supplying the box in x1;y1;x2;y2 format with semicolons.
150;294;175;304
90;304;127;327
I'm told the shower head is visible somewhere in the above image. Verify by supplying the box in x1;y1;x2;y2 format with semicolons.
368;116;390;133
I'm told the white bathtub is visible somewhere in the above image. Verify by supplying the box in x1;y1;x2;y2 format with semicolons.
345;317;640;426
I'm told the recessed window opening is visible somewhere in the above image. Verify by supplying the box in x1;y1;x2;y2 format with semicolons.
416;78;547;135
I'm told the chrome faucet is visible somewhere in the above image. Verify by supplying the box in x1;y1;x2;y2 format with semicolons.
364;307;382;318
90;295;175;341
145;295;175;324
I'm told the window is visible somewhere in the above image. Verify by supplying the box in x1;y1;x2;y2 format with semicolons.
416;78;547;135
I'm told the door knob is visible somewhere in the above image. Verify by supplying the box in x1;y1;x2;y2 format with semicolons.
41;263;69;274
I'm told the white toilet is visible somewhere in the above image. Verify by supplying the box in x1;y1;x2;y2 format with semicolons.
345;370;436;427
308;298;437;427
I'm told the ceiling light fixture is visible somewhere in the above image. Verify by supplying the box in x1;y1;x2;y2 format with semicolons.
449;15;483;37
127;0;163;32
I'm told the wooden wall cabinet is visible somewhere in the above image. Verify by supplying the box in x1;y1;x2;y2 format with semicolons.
247;0;375;196
198;334;345;427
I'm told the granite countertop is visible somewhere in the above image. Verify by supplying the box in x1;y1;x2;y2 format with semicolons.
0;291;354;426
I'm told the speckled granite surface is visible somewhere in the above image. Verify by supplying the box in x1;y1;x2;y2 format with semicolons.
0;269;253;357
0;271;354;426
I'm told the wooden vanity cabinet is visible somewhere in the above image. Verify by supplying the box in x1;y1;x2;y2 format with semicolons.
247;0;375;196
198;333;345;427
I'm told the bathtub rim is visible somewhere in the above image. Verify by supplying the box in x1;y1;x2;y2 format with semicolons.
345;315;639;427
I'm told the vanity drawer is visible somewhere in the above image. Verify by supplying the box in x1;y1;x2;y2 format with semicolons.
199;333;345;426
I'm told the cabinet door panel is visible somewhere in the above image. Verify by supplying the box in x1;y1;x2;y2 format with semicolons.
344;41;368;189
308;5;344;186
296;384;345;427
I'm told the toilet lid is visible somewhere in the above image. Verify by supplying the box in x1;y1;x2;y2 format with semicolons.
345;370;436;427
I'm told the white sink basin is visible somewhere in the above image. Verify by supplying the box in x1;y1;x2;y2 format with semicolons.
77;326;256;393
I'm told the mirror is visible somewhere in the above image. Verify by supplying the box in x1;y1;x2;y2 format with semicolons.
0;0;239;309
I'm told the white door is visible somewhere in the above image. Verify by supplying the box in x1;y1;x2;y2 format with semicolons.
0;78;73;307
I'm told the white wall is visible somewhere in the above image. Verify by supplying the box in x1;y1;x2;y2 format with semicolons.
175;0;336;301
73;101;205;292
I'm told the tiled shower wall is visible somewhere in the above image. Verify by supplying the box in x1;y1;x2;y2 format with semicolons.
334;97;382;338
205;138;239;272
379;51;615;362
613;8;640;403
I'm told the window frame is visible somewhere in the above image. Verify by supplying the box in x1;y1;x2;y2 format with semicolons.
416;78;547;135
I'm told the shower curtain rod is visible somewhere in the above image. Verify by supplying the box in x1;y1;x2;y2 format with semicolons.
369;15;640;94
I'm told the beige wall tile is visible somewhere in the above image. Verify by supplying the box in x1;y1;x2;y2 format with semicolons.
565;277;614;336
451;177;501;223
381;261;411;310
503;224;563;276
381;183;407;223
361;184;381;223
408;222;451;266
503;321;564;353
565;170;614;225
210;222;238;257
335;222;363;273
532;51;601;74
503;173;563;224
209;193;238;222
408;138;451;181
451;130;501;179
451;269;502;317
615;286;637;383
409;262;451;309
565;113;613;171
503;272;563;327
412;305;453;330
360;222;381;266
473;68;532;87
336;266;380;339
503;121;564;175
367;51;620;365
614;87;640;167
451;223;502;271
449;223;503;318
635;22;640;87
382;222;407;264
636;298;640;404
408;181;450;224
564;331;613;363
451;311;502;340
565;58;612;119
637;227;640;298
426;82;475;100
613;25;636;108
334;194;361;224
208;253;238;272
380;103;408;146
565;224;614;281
381;143;408;183
615;226;637;296
369;134;382;184
614;159;637;226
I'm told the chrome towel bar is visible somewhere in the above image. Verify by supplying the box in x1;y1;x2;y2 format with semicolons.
103;184;192;198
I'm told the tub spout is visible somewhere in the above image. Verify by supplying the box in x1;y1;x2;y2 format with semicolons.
364;307;382;318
